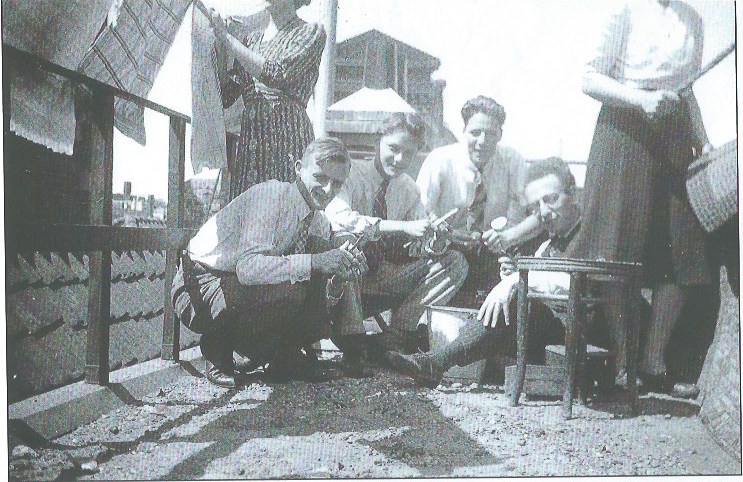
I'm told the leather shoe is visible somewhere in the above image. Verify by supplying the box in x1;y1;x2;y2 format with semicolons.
233;353;261;374
338;354;372;378
671;382;700;399
639;372;672;394
205;361;236;388
386;351;443;389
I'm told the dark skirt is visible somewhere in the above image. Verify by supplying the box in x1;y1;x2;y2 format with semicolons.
566;103;711;286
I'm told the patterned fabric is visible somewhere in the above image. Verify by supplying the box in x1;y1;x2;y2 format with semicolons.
372;178;390;219
2;0;112;154
227;17;326;199
79;0;191;145
466;178;487;232
287;212;315;255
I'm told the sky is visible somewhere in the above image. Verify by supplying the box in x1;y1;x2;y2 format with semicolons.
113;0;737;199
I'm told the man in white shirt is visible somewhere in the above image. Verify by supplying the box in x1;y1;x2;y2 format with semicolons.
416;96;544;304
171;138;368;387
325;113;468;354
388;158;584;388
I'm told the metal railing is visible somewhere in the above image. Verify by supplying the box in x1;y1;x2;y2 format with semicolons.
3;43;195;385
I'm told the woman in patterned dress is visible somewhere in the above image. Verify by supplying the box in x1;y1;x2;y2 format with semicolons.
568;0;713;393
207;0;326;199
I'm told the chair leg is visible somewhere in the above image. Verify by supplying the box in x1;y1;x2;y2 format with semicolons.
624;279;640;416
511;271;530;407
562;272;585;419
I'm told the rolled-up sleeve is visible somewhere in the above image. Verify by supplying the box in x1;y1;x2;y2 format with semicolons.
325;190;382;240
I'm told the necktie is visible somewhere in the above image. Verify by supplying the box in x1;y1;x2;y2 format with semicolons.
288;212;314;255
467;176;487;232
373;177;390;219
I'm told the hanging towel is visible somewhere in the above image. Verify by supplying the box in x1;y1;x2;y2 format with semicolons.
190;4;265;172
79;0;191;145
2;0;113;154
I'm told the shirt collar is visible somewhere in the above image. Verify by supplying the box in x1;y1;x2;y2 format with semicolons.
291;179;314;220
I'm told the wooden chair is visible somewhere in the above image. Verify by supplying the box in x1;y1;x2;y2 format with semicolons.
509;257;643;419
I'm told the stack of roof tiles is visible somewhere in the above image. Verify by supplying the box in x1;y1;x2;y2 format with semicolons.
6;242;199;401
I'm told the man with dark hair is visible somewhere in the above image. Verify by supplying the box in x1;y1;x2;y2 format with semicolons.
172;137;369;387
326;113;468;355
416;96;544;303
388;157;584;388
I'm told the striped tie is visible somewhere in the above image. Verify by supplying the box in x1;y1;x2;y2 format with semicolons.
467;178;487;232
288;212;315;255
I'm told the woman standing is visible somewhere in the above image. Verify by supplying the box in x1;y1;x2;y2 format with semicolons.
569;0;713;392
207;0;326;199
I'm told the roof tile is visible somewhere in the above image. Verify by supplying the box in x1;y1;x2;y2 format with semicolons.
34;252;62;285
6;255;25;290
67;253;89;282
49;252;75;284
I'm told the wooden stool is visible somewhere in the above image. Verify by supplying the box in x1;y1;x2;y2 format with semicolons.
509;257;643;419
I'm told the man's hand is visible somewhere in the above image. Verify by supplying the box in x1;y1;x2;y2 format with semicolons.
477;280;517;328
312;240;368;281
498;256;516;278
483;227;518;253
401;219;432;238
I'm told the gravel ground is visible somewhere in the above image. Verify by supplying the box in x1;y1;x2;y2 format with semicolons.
8;361;741;480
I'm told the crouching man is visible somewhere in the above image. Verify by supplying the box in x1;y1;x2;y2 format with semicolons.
325;113;468;355
387;157;584;387
171;138;368;387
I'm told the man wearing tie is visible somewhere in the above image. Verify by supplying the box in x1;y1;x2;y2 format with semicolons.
325;113;468;355
416;96;543;302
171;138;368;387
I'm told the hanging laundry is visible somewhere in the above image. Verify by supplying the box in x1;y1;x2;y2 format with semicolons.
2;0;113;154
191;2;266;172
79;0;191;145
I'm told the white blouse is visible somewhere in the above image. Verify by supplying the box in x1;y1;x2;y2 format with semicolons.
587;0;703;91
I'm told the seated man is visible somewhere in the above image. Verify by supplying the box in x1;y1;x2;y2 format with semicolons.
388;157;588;387
416;96;545;305
171;138;368;388
325;113;469;354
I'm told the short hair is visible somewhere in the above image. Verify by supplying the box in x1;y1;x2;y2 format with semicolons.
303;136;350;166
379;112;427;149
293;0;312;9
461;96;506;126
525;157;576;195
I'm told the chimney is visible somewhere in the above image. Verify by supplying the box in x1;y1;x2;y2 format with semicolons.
123;181;132;198
147;195;155;218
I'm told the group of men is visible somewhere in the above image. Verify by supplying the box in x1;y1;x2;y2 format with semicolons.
171;95;598;389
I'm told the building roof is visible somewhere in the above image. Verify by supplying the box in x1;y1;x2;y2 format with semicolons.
327;88;416;134
338;29;441;70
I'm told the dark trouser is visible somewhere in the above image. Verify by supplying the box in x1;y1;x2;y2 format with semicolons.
171;260;333;370
361;250;469;331
432;300;565;371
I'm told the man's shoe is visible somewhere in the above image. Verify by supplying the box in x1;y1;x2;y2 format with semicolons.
338;354;372;378
205;361;236;388
233;353;261;374
671;382;700;399
638;372;672;394
386;351;444;389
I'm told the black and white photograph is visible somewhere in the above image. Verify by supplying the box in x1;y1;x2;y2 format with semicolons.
3;0;740;479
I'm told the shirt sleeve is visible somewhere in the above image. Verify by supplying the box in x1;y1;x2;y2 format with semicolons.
234;185;313;285
416;151;442;218
586;3;631;79
506;148;529;223
324;187;382;240
260;22;326;93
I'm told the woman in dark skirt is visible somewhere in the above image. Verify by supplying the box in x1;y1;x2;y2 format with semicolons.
206;0;326;199
568;0;713;391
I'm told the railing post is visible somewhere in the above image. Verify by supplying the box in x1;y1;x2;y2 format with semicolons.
163;117;186;361
85;90;115;385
